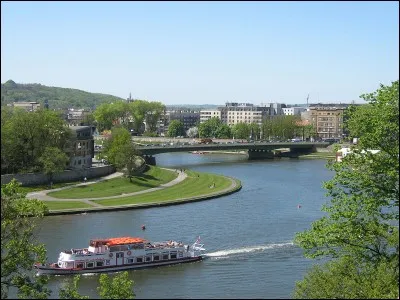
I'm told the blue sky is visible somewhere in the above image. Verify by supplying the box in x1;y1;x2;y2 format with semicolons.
1;1;398;105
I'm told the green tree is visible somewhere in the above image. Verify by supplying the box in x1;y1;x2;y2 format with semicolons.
198;117;223;138
231;122;250;139
167;120;185;137
292;256;398;299
98;271;135;299
1;179;50;299
114;143;140;182
59;275;89;299
293;81;399;298
38;147;70;188
215;124;232;139
129;100;147;134
144;101;165;134
1;108;70;174
248;123;261;140
102;127;132;165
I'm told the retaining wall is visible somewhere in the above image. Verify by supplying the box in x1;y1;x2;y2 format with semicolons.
1;165;116;186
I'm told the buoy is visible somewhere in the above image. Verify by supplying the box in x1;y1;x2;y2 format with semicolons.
297;204;301;209
141;225;146;230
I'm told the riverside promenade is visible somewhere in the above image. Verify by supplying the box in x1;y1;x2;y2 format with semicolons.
26;169;241;215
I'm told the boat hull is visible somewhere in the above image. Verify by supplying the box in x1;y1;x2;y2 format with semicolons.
35;256;202;275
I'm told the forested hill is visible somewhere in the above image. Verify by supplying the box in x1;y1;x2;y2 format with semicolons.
1;80;125;110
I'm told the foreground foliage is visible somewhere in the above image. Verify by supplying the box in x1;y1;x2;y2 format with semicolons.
1;179;50;299
293;81;399;298
1;180;136;299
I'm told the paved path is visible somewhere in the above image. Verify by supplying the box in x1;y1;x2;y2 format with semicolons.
26;169;187;207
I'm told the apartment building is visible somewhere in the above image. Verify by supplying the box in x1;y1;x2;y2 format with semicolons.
200;102;273;126
200;109;222;123
302;104;351;139
164;110;200;132
282;107;306;116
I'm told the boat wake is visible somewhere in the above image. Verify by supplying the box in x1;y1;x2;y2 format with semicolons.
204;242;294;258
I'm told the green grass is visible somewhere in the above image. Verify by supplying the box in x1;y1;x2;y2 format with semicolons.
93;170;237;206
47;166;178;199
19;181;82;193
45;201;93;210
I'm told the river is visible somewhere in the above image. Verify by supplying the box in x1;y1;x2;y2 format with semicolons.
34;153;334;299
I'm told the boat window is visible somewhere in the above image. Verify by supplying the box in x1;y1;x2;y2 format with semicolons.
106;260;110;265
119;245;128;251
132;243;144;250
136;257;143;263
153;255;160;261
76;263;84;268
162;254;169;260
145;256;151;262
96;261;103;267
116;252;124;258
170;253;177;259
127;258;134;264
86;262;94;268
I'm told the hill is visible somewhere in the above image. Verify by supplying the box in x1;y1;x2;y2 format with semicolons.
1;80;125;110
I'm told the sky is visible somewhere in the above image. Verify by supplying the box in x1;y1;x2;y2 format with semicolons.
1;1;399;105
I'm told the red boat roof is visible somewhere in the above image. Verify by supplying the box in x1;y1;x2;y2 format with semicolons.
91;237;147;246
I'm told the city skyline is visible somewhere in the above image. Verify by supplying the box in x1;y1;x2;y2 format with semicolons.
1;1;398;105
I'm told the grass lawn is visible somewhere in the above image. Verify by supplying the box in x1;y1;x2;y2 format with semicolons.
45;201;93;210
47;166;178;199
93;170;238;206
19;181;82;194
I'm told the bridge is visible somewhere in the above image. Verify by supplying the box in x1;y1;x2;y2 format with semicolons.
134;142;331;165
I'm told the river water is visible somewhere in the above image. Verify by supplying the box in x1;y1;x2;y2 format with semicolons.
34;153;334;299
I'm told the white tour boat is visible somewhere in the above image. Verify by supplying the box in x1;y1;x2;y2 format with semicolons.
34;236;205;275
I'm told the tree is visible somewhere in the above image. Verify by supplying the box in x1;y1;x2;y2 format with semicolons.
186;126;198;138
114;143;140;182
215;124;232;139
102;127;132;166
167;120;185;137
59;275;89;299
198;117;223;138
292;256;398;299
38;147;70;188
248;123;261;140
59;272;135;299
144;101;165;134
293;81;399;298
98;271;135;299
1;108;71;174
231;122;249;139
1;179;50;299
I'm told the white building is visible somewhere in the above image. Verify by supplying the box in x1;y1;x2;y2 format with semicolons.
200;110;221;123
282;107;306;116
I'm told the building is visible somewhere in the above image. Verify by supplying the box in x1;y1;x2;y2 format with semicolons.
282;107;306;116
200;109;222;123
164;110;200;133
65;108;92;126
66;126;94;169
7;101;40;112
302;104;352;140
200;102;273;126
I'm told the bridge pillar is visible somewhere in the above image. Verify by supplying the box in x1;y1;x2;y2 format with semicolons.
143;155;156;166
247;149;275;160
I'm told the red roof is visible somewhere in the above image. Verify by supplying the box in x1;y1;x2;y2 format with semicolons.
91;237;147;246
